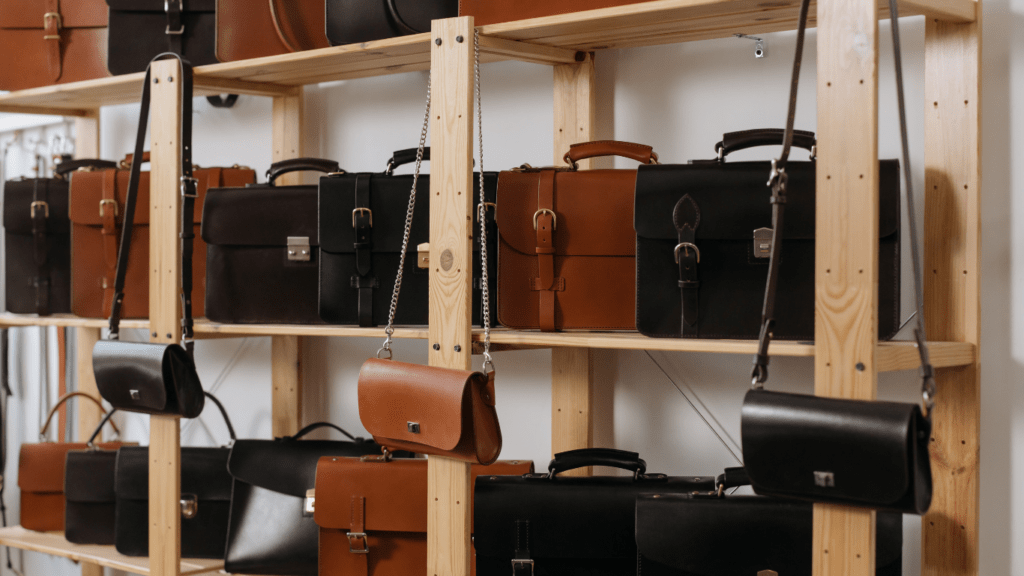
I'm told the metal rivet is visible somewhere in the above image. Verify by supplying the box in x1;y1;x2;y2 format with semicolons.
168;77;174;82
454;345;461;352
435;38;442;45
152;332;158;337
855;362;865;371
433;343;440;350
456;35;464;42
166;333;173;339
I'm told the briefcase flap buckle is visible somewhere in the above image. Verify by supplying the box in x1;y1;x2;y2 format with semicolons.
180;494;197;519
347;532;369;554
511;559;534;576
303;489;315;516
287;237;311;262
753;228;773;258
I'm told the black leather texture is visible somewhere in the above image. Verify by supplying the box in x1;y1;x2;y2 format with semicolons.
93;340;205;418
741;388;932;513
106;0;217;75
3;177;71;314
633;158;900;339
326;0;458;45
634;493;903;576
716;128;817;158
64;448;119;545
223;430;384;575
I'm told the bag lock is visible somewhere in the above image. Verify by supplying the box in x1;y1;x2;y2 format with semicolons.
753;228;773;258
180;494;198;519
287;237;311;262
303;489;315;517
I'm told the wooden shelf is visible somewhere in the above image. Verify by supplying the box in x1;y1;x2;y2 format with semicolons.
0;527;222;576
0;314;147;330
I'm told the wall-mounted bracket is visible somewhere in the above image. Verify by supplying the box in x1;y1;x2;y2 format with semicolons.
734;34;766;58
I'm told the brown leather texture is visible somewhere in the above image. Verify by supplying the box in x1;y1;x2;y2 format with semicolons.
18;440;126;532
357;358;501;465
315;458;533;576
68;164;255;319
459;0;655;26
564;140;657;166
0;0;110;91
216;0;329;62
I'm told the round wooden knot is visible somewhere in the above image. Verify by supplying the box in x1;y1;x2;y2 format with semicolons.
440;249;454;271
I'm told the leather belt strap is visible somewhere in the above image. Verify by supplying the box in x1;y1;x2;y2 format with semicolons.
165;0;183;55
352;174;375;327
43;0;61;82
673;194;700;335
534;171;557;331
101;169;120;317
31;179;50;315
511;520;533;576
348;495;369;576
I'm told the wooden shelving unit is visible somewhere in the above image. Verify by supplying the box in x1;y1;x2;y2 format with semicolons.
0;1;981;576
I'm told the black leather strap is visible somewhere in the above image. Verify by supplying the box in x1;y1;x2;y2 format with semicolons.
291;421;358;441
548;448;646;477
31;178;50;315
266;158;341;185
203;392;237;441
511;520;533;576
352;174;376;327
53;158;117;178
385;0;423;35
386;147;430;174
165;0;183;55
716;129;817;159
672;194;700;335
206;95;239;108
86;408;118;446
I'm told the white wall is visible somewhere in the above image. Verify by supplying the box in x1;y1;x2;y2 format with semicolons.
1;1;1021;574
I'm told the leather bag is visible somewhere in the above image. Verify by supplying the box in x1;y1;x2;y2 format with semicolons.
497;140;656;331
114;393;236;557
740;0;934;515
0;0;110;91
105;0;217;75
459;0;655;26
17;392;122;533
474;449;715;576
4;160;116;315
201;158;342;324
633;129;900;339
64;410;136;544
223;422;386;575
216;0;329;61
314;456;533;576
326;0;458;45
318;148;498;326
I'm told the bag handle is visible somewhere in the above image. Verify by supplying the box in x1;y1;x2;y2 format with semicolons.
386;147;431;175
385;0;425;35
85;408;119;449
266;158;342;185
562;140;659;170
268;0;300;53
206;95;238;108
289;421;358;442
203;392;236;442
547;448;646;478
38;391;120;441
714;129;816;160
54;159;117;178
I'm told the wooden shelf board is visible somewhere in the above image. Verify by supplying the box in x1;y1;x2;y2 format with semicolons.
0;314;147;330
0;527;222;576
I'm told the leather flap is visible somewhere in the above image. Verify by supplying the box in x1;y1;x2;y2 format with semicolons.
64;448;122;503
227;437;382;498
4;179;70;235
314;458;533;532
0;0;107;29
201;184;319;247
106;0;215;12
18;443;86;492
358;358;481;452
496;170;636;257
633;161;899;241
115;446;232;501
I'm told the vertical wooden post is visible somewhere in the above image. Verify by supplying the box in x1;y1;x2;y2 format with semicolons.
922;13;981;576
73;110;100;160
271;336;302;437
553;53;595;169
427;16;474;576
148;58;184;576
814;0;879;573
272;87;305;185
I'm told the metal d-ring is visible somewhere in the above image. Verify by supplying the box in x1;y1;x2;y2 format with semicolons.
533;209;556;230
674;242;700;264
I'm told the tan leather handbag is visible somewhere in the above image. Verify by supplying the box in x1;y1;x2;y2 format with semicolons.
459;0;656;26
68;155;255;319
496;140;657;331
314;456;533;576
215;0;329;62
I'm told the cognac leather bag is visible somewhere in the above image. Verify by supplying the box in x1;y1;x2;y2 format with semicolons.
223;422;386;576
474;449;715;576
202;158;341;324
0;0;110;91
106;0;217;75
318;148;497;326
633;129;900;339
17;393;122;533
5;160;116;315
497;141;655;331
65;410;136;544
326;0;458;45
314;457;533;576
459;0;654;26
216;0;329;61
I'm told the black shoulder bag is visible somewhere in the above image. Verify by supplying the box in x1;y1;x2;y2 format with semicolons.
92;53;206;419
739;0;934;514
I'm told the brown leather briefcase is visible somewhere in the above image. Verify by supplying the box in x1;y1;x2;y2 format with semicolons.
460;0;655;26
0;0;110;91
496;140;657;331
69;156;255;319
216;0;329;62
315;457;533;576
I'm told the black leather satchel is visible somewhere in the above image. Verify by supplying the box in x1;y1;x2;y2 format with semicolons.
740;0;934;514
114;392;236;558
635;468;903;576
93;54;205;419
326;0;458;45
64;410;122;545
4;159;116;315
223;422;386;575
474;448;715;576
201;158;343;325
106;0;217;76
633;129;900;340
318;148;497;326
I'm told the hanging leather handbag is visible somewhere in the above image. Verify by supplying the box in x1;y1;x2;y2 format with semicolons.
318;148;498;326
4;159;117;315
474;448;716;576
634;467;904;576
314;456;533;576
202;158;342;325
65;410;136;544
114;392;235;557
326;0;458;45
459;0;655;26
223;422;386;576
17;393;123;533
216;0;328;61
0;0;110;91
740;0;934;515
105;0;217;75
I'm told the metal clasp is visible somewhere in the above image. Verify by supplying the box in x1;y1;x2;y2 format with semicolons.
532;209;556;231
99;199;119;218
511;559;535;575
478;202;496;223
674;242;700;263
753;228;773;258
43;12;61;40
347;532;369;554
417;243;430;269
180;176;198;198
303;489;315;517
352;207;373;228
164;0;184;34
30;201;49;218
287;237;311;262
180;494;198;519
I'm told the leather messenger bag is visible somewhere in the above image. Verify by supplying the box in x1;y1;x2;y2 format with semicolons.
216;0;329;61
106;0;218;75
326;0;458;45
459;0;655;26
65;410;136;545
497;140;657;331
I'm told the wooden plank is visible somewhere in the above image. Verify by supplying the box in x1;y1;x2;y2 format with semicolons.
271;336;303;437
0;314;148;330
73;111;101;160
553;53;597;168
0;104;92;117
74;327;103;441
922;12;981;576
427;16;475;576
551;348;593;475
476;36;580;66
272;88;305;186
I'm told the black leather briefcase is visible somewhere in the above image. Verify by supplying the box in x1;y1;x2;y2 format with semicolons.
326;0;458;45
223;422;385;576
64;411;132;545
202;158;342;325
105;0;217;75
633;129;900;340
4;159;115;315
474;449;715;576
318;148;497;326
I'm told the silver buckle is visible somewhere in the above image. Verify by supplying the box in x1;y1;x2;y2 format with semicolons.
674;242;700;264
287;237;311;262
753;228;773;258
180;176;198;198
347;532;369;554
30;201;49;218
352;207;373;228
180;494;198;519
511;559;534;575
532;209;556;231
